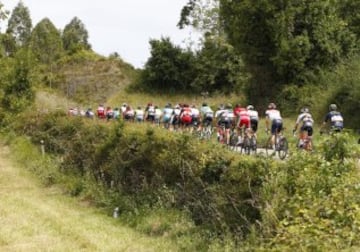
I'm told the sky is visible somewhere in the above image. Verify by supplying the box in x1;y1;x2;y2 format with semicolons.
0;0;199;68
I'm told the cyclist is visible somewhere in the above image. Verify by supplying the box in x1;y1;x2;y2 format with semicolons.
200;102;214;129
247;105;259;135
120;103;127;115
135;106;144;123
191;104;201;129
106;106;114;121
265;102;283;149
85;108;94;118
293;107;314;149
162;103;173;129
217;103;234;145
97;104;106;119
145;103;156;123
113;107;120;119
180;104;193;130
321;103;344;133
123;105;135;122
154;105;163;126
235;104;251;145
171;104;182;131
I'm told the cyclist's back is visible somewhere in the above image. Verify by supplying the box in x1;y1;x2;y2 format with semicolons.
323;104;344;132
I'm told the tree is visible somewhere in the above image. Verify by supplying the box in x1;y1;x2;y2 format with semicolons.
6;1;32;47
1;48;35;113
192;34;248;94
0;1;10;57
62;17;91;54
140;37;196;92
219;0;357;86
178;0;220;36
29;18;63;64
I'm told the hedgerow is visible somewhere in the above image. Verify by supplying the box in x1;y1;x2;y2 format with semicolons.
17;111;360;250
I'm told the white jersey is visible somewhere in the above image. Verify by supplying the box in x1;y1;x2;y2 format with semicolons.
191;108;200;118
135;109;144;120
265;109;282;121
201;106;213;117
296;112;314;127
215;109;227;119
155;108;162;119
248;110;259;121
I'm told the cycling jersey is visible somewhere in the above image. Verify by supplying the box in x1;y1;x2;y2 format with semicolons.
162;107;173;123
97;106;105;118
325;111;344;130
265;109;283;134
180;107;193;125
135;109;144;122
237;108;250;128
248;110;259;132
296;112;314;136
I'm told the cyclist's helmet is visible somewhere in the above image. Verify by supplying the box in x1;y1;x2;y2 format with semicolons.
268;103;276;109
202;102;207;106
301;107;309;113
247;105;254;110
329;104;337;111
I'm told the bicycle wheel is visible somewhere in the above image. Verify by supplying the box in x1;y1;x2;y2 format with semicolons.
278;136;288;160
265;137;275;157
249;135;257;154
228;131;238;151
204;126;212;140
241;136;251;155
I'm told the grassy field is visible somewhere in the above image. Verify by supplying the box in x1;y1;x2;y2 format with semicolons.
0;145;180;252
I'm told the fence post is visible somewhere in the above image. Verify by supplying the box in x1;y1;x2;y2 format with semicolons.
40;140;45;156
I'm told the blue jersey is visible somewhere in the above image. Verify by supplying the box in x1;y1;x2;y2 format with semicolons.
325;111;344;129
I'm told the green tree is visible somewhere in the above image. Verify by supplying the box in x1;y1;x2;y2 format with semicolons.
178;0;220;36
1;48;35;113
6;1;32;48
140;37;196;92
29;18;63;64
192;34;248;94
337;0;360;39
62;17;91;54
0;1;9;57
219;0;356;86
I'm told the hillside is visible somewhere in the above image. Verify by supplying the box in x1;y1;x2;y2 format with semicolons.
53;54;139;105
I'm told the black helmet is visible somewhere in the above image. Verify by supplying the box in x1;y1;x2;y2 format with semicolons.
329;104;337;111
202;102;207;106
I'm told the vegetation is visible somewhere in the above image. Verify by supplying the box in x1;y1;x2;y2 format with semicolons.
0;0;360;250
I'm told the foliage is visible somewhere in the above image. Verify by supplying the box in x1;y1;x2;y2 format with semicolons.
62;17;91;54
12;109;360;250
6;1;32;48
178;0;220;36
1;48;35;115
191;34;249;94
313;55;360;128
29;18;64;64
219;0;357;87
138;37;196;93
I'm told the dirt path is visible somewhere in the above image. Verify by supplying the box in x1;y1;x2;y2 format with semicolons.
0;146;176;252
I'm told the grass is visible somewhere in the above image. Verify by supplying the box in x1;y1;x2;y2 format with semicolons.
0;140;182;252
